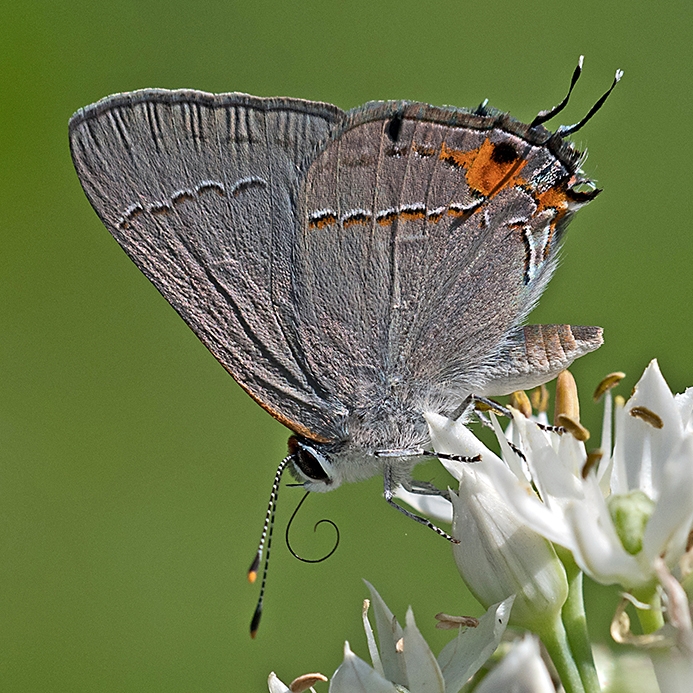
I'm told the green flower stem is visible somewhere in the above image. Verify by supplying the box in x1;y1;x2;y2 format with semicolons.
560;554;601;693
632;585;664;634
540;613;586;693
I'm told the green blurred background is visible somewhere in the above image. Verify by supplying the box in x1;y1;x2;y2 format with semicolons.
2;0;692;690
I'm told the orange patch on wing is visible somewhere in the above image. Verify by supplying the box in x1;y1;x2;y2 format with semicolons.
376;210;398;226
440;139;527;197
342;214;371;228
399;208;426;222
535;185;570;214
447;206;470;218
309;213;338;230
534;184;571;259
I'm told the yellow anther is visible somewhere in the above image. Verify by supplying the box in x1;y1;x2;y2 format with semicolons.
582;449;603;478
509;391;532;418
556;414;590;442
554;370;580;425
593;372;626;402
629;406;664;429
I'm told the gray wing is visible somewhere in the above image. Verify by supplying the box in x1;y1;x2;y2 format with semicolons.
69;89;349;441
291;101;601;413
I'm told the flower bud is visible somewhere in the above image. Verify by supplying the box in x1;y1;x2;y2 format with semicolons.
450;466;568;632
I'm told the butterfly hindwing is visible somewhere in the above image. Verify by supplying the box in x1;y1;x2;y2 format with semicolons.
291;101;594;416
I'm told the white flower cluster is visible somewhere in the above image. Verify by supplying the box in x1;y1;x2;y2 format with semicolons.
269;584;555;693
269;362;693;693
415;360;693;693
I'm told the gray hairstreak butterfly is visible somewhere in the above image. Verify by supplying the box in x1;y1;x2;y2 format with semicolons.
69;58;620;635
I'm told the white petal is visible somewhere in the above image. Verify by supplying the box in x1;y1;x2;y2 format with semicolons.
474;635;555;693
394;486;453;524
564;499;649;586
268;672;290;693
642;436;693;566
613;360;685;497
515;417;584;508
450;473;567;629
491;413;528;481
329;643;399;693
484;453;576;551
438;596;514;693
611;398;630;496
363;581;406;686
362;599;385;677
599;390;614;467
401;608;445;693
675;387;693;432
556;431;588;480
425;412;504;480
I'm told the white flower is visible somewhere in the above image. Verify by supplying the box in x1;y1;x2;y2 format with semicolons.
473;635;555;693
420;361;693;594
268;586;567;693
489;360;693;591
423;413;569;632
328;582;513;693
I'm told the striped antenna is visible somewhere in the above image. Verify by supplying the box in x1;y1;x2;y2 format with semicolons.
248;454;292;638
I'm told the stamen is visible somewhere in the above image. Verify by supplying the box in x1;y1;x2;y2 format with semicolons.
289;673;328;692
629;406;664;429
530;383;550;413
582;449;603;478
554;370;580;424
556;414;590;442
473;396;512;418
509;390;532;418
593;371;626;402
434;613;479;629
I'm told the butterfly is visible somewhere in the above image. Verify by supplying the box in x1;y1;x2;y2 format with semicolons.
70;59;619;632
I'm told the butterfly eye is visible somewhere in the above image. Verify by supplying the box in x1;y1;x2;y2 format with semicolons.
291;440;332;483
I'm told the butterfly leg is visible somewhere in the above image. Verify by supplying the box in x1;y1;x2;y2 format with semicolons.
383;465;459;543
449;395;512;426
402;479;451;502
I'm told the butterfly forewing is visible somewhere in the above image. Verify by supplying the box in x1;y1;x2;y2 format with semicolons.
69;90;349;441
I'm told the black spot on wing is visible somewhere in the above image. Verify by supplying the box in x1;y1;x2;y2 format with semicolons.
491;142;519;164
